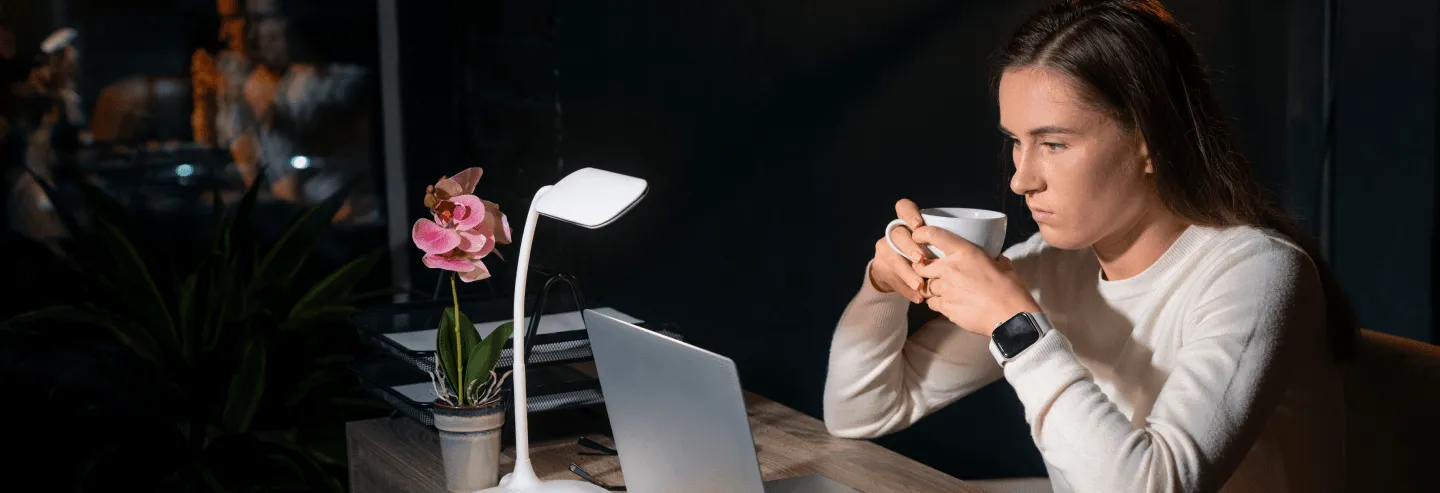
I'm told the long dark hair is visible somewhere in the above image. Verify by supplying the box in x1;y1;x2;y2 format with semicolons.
997;0;1358;361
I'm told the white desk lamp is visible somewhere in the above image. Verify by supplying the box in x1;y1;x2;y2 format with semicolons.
480;167;647;493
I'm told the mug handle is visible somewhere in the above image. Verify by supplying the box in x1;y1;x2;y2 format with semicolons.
884;219;916;261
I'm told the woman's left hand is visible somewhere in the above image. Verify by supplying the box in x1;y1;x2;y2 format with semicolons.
911;226;1043;337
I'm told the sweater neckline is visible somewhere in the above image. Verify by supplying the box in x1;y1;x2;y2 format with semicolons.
1095;225;1216;300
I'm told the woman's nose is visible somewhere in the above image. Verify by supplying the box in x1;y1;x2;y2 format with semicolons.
1010;155;1043;195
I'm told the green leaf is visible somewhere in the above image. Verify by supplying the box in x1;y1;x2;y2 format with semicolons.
178;269;204;362
434;307;480;397
198;466;231;493
253;180;352;292
295;424;347;468
4;305;166;367
75;445;118;493
221;173;264;260
222;336;267;432
265;443;345;493
17;165;85;238
253;207;320;291
74;172;132;231
282;366;353;408
287;249;381;319
463;321;513;403
343;286;407;305
281;306;356;332
5;304;108;329
94;218;177;351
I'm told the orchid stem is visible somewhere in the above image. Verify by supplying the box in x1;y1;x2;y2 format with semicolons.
451;273;464;406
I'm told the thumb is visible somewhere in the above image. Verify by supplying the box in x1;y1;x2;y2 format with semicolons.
911;226;980;258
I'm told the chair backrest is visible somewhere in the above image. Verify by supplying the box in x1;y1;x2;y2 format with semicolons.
1344;329;1440;492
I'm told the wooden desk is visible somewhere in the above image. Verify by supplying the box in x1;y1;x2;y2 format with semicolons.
347;391;982;492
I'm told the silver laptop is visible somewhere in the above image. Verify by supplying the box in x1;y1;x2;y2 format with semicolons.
584;310;860;493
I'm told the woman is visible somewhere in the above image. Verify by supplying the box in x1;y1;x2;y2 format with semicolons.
823;1;1356;492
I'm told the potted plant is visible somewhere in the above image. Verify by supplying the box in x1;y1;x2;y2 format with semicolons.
2;173;390;491
411;167;516;492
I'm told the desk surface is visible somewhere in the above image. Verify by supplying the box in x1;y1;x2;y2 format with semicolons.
347;389;982;493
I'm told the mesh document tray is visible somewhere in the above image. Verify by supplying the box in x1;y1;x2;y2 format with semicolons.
350;291;683;374
354;352;605;427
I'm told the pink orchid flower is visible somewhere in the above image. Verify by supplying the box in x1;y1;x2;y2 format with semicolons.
423;167;513;245
413;168;515;282
414;194;499;282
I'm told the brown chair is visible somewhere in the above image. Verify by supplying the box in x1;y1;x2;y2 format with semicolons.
1344;329;1440;492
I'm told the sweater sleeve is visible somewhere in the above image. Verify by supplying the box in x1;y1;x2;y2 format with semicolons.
823;236;1046;438
1002;242;1321;493
822;262;1001;438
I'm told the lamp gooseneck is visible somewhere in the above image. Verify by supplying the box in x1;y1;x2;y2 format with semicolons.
503;185;552;488
477;186;606;493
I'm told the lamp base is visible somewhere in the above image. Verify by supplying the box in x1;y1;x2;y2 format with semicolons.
476;477;609;493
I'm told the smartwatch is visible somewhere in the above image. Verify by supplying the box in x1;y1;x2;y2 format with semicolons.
989;312;1050;364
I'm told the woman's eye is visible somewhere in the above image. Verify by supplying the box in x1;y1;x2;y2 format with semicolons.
1009;138;1022;148
1042;142;1067;152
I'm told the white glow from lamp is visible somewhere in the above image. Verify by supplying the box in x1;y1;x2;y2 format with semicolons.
479;167;647;493
175;164;194;177
290;156;310;169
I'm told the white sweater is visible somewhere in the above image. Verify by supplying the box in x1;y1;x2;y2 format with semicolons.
824;225;1345;493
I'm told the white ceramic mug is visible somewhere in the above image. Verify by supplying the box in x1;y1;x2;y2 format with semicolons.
885;208;1007;261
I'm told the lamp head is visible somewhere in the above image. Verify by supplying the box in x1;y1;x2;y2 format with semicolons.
535;167;648;228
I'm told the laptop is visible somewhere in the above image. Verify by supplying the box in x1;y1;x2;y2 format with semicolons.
583;310;860;493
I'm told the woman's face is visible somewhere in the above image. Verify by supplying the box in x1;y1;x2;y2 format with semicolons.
998;67;1156;250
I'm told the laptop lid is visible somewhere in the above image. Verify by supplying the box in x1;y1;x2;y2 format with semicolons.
583;309;766;493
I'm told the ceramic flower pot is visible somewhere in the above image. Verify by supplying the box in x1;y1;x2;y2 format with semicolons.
432;400;507;492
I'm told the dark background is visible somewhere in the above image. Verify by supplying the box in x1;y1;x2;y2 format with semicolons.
6;0;1437;483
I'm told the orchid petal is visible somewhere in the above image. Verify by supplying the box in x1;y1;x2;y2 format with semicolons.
458;259;491;282
472;232;496;258
450;167;483;195
449;195;486;230
434;177;463;199
497;214;512;244
412;219;460;254
457;229;491;253
482;200;512;244
423;253;475;272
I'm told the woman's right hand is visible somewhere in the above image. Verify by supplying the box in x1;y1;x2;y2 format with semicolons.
870;198;929;303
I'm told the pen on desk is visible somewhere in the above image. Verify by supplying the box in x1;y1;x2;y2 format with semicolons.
568;462;625;491
578;436;618;456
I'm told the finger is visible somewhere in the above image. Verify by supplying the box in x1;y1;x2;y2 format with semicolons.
912;256;949;279
888;226;929;262
926;277;944;298
885;251;926;293
925;295;944;313
912;226;983;259
894;283;925;304
895;198;925;230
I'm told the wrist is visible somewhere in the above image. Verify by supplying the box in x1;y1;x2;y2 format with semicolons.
865;262;894;293
988;311;1052;365
986;299;1042;337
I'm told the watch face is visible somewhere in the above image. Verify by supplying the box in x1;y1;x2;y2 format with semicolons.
994;312;1041;359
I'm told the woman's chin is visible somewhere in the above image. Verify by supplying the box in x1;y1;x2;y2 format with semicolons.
1037;225;1088;250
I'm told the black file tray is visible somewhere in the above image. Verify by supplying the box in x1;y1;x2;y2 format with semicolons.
350;291;681;374
352;354;607;427
350;267;686;428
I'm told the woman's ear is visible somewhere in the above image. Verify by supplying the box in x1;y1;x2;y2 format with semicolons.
1138;136;1154;174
